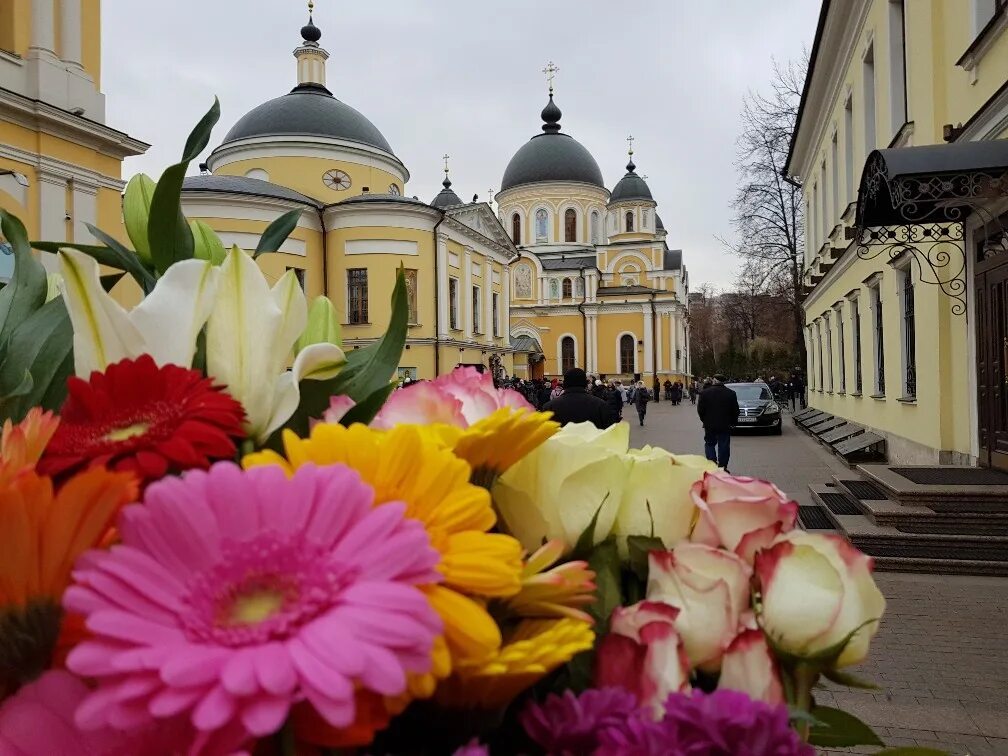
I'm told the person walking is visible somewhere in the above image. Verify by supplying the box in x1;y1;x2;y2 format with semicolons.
605;382;623;421
652;376;661;403
543;368;617;429
688;382;697;405
671;380;683;406
663;379;673;401
788;372;806;412
634;379;651;427
697;374;739;472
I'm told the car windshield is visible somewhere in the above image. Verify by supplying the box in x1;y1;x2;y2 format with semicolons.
727;384;771;400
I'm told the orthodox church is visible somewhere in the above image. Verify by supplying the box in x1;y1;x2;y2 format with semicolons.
1;1;690;384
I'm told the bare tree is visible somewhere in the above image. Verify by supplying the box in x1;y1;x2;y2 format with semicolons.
721;56;807;364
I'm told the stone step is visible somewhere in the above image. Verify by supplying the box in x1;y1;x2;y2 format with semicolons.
809;487;1008;573
857;464;1008;513
828;478;1008;535
870;556;1008;577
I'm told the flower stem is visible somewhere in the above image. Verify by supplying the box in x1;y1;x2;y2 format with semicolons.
791;662;819;741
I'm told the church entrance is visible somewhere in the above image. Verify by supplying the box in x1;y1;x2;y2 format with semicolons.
975;217;1008;471
529;354;545;380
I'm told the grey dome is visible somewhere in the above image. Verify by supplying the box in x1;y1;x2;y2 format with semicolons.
220;85;395;155
500;95;604;191
656;214;665;231
181;174;319;206
431;176;463;208
609;160;653;203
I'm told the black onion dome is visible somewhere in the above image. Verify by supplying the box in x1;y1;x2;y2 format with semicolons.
656;214;665;231
608;159;653;204
431;176;463;208
500;95;604;192
220;86;396;155
301;18;322;42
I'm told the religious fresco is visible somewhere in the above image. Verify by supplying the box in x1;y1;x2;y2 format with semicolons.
514;264;532;299
404;268;418;323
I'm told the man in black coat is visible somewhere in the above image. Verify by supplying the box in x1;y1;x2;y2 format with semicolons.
697;374;739;472
605;383;623;421
544;368;617;429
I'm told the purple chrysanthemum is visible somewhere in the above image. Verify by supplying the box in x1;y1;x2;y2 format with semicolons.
521;688;641;755
452;739;490;756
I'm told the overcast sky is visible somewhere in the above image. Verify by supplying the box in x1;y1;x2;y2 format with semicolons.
103;0;818;289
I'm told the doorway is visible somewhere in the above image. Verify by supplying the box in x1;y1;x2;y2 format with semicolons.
974;220;1008;470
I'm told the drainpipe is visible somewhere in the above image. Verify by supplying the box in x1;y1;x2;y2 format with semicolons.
432;212;446;377
651;291;657;384
315;203;328;307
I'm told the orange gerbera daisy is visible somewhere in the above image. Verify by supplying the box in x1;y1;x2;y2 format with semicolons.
0;408;59;486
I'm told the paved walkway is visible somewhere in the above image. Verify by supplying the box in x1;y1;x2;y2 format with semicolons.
629;400;1008;756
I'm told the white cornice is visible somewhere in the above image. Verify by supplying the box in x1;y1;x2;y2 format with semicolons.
323;201;439;232
0;86;148;160
1;142;125;190
441;216;513;265
205;134;409;183
958;82;1008;142
495;181;611;205
182;193;324;231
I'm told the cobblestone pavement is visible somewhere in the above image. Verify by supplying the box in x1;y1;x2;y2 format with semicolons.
628;400;1008;756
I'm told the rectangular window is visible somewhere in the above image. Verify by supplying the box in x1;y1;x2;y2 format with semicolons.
817;322;824;390
820;161;829;239
888;0;907;138
863;43;877;158
825;316;834;391
831;132;840;223
901;270;917;398
472;286;481;334
852;297;863;393
811;184;819;251
288;266;306;291
836;307;846;393
805;200;813;264
872;283;885;395
347;268;368;324
492;292;500;336
844;95;855;206
449;277;459;330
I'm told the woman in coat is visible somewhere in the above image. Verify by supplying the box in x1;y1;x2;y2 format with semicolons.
634;380;651;427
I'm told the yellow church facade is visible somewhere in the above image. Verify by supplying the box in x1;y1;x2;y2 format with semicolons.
786;0;1008;467
497;82;691;383
0;0;148;279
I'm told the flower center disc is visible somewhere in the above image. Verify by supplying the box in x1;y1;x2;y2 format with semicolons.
104;422;150;442
227;588;286;625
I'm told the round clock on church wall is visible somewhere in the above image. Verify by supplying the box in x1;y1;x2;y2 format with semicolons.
322;169;351;191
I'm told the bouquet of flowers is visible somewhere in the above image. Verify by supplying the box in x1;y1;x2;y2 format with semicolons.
0;101;940;755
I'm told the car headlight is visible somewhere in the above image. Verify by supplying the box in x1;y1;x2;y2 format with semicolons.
765;402;780;414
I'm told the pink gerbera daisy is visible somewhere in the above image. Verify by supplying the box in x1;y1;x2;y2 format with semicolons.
64;462;443;743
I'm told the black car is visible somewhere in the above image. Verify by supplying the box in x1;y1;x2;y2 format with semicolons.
726;382;783;435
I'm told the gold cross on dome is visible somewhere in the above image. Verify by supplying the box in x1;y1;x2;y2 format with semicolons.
443;153;450;177
627;134;635;157
543;61;559;94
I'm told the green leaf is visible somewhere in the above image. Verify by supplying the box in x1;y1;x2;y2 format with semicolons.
872;749;949;756
786;706;826;727
339;383;394;427
572;494;610;560
626;535;664;582
807;706;884;748
32;234;156;294
0;296;73;422
147;98;220;274
0;210;47;349
254;209;303;258
122;173;156;264
586;537;622;627
822;667;880;690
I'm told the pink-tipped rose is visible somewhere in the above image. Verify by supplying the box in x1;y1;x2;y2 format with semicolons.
755;531;886;668
594;601;690;716
646;544;752;672
717;629;784;705
689;471;798;564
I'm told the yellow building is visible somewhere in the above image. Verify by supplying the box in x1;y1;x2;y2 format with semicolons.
786;0;1008;467
180;10;517;380
0;0;148;279
497;81;691;384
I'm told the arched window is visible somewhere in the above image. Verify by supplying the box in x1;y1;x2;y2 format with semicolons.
564;208;577;242
642;209;649;228
590;211;600;244
625;211;634;232
511;213;521;245
562;278;573;298
561;336;576;373
535;209;549;242
620;334;636;374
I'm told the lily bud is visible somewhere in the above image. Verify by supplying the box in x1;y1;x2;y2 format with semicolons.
122;174;156;264
190;220;227;265
295;295;341;354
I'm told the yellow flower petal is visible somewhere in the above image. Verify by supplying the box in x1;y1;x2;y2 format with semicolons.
424;584;501;664
453;409;559;482
440;532;523;597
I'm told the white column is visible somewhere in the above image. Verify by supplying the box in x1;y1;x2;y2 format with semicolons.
70;181;97;243
655;312;664;373
463;249;473;341
37;172;66;272
60;0;83;68
643;306;654;376
591;315;599;374
502;264;510;338
668;313;678;373
484;260;493;343
30;0;56;51
585;314;596;374
436;237;448;338
537;275;544;305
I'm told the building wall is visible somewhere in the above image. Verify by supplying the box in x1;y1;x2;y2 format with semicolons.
214;156;403;204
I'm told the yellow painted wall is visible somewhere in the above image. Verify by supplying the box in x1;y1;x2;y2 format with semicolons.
81;0;101;86
596;312;645;376
0;0;30;57
216;157;402;204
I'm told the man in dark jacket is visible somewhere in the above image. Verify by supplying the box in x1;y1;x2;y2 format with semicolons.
544;368;617;429
697;374;739;471
605;383;623;421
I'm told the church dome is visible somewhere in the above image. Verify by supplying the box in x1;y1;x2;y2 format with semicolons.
431;174;463;208
500;94;604;192
608;159;653;204
220;84;396;155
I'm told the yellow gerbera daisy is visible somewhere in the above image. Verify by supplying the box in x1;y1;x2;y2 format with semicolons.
243;423;523;667
435;618;595;709
449;408;560;488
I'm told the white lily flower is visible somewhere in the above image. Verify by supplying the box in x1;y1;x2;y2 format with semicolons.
206;246;345;443
58;248;218;377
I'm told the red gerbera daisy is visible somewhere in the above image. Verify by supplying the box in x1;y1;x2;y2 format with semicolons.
39;355;246;485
